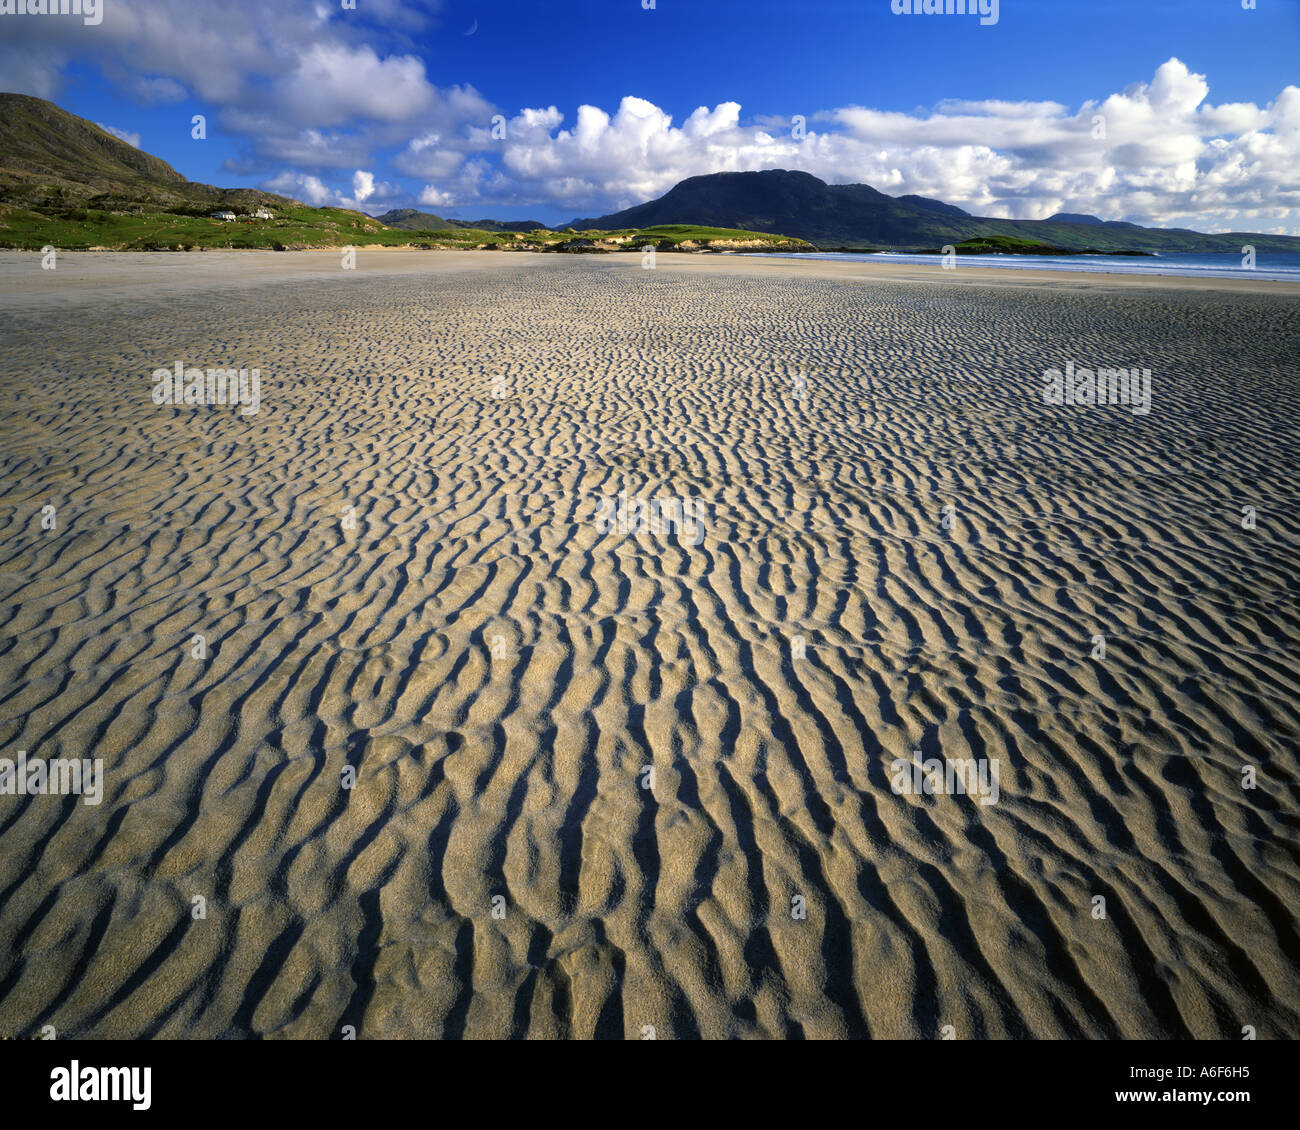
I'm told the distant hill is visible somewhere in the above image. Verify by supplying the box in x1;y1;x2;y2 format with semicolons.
373;208;458;230
571;169;1300;253
1047;212;1143;230
0;94;565;250
457;217;548;233
374;208;548;233
0;92;292;214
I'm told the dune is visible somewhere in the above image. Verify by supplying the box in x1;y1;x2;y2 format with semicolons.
0;249;1297;1039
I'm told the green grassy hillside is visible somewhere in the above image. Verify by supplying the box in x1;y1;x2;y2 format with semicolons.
0;199;814;253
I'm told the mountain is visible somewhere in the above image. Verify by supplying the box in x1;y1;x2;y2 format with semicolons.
456;218;548;232
1047;212;1141;230
0;96;553;239
373;208;459;231
570;170;925;245
373;208;548;233
0;93;561;250
570;169;1300;253
0;92;292;214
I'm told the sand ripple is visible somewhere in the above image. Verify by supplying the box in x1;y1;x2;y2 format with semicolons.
0;252;1298;1038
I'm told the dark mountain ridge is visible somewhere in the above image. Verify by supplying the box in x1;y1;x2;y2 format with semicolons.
374;208;547;233
570;169;1300;253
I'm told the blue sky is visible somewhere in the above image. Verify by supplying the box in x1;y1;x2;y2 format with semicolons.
2;0;1298;231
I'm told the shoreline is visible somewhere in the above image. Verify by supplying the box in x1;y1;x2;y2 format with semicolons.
3;248;1299;303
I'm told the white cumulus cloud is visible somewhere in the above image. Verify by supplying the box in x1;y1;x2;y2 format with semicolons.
352;170;376;203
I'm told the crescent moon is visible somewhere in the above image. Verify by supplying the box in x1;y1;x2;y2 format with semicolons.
464;18;477;35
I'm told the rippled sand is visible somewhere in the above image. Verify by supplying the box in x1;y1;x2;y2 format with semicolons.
1;250;1298;1039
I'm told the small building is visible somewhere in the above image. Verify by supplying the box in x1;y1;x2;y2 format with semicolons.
251;209;273;220
211;211;236;221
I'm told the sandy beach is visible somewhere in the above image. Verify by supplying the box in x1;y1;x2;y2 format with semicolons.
1;249;1298;1039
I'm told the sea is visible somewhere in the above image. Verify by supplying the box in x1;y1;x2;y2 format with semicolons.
749;250;1300;283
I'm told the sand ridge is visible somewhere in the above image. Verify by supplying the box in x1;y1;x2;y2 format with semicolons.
0;251;1298;1039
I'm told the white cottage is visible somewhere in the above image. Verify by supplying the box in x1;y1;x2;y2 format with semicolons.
211;210;236;221
251;208;273;220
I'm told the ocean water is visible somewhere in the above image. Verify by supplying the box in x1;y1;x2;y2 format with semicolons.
751;250;1300;283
